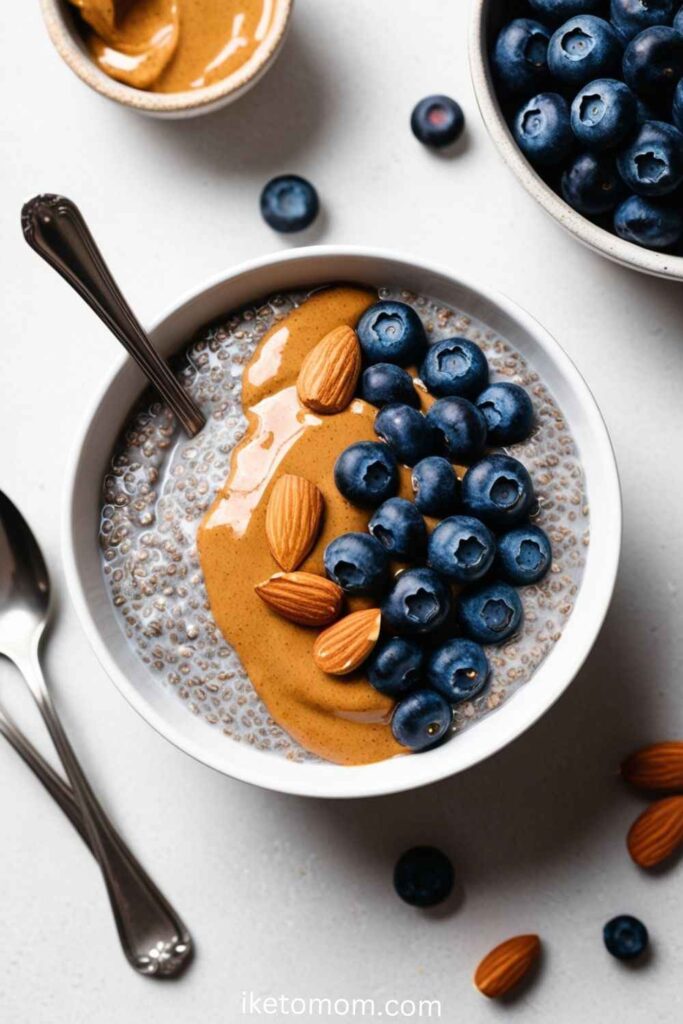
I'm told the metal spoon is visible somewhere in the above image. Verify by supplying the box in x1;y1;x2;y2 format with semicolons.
0;490;193;977
21;194;205;438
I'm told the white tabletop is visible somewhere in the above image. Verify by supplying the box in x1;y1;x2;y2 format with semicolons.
2;2;683;1021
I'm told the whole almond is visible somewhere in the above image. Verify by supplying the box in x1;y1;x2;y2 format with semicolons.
622;742;683;792
474;935;541;999
297;325;361;414
265;474;324;572
313;608;381;676
255;572;343;627
627;795;683;868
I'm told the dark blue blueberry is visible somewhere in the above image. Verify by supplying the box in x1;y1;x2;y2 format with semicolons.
360;363;420;408
623;26;683;99
369;498;427;561
259;175;319;233
459;582;524;645
393;846;454;905
675;5;683;33
529;0;606;19
411;457;460;517
570;78;638;149
357;301;427;367
547;16;621;87
375;404;439;466
562;151;627;213
427;516;496;583
493;19;552;95
497;525;553;585
334;441;399;508
367;637;424;698
426;639;490;704
411;95;465;148
391;694;453;752
610;0;674;42
425;397;488;464
475;382;535;445
674;77;683;132
382;567;452;636
420;337;489;399
461;454;536;528
614;193;683;247
513;93;575;167
603;915;649;960
617;120;683;196
323;532;389;594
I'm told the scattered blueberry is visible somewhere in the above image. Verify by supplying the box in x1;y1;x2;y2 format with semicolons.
411;95;465;148
427;638;490;704
547;16;621;87
475;382;535;445
529;0;605;19
673;77;683;131
603;915;649;960
570;78;638;149
614;193;683;247
375;404;439;466
610;0;675;42
369;498;428;561
420;337;489;398
617;120;683;196
323;532;389;594
334;441;399;508
675;4;683;33
622;25;683;99
391;694;453;752
357;301;427;367
427;516;496;583
497;524;553;585
259;175;319;233
513;92;575;166
425;397;488;463
461;454;536;528
562;151;627;213
367;637;424;698
459;581;524;645
393;846;454;905
360;363;420;408
382;567;452;636
411;457;460;517
493;18;552;95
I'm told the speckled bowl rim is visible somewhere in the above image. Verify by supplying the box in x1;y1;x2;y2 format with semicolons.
40;0;293;116
469;0;683;282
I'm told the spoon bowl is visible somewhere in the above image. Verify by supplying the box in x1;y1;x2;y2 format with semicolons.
0;492;50;659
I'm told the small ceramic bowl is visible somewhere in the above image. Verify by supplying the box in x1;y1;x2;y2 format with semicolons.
469;0;683;281
62;247;621;799
40;0;293;118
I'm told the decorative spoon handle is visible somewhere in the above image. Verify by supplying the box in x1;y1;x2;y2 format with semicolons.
21;194;205;438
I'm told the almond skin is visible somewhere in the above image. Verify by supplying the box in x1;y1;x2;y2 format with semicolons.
622;742;683;792
265;474;324;572
313;608;381;676
474;935;541;999
255;572;343;627
627;795;683;868
297;325;361;414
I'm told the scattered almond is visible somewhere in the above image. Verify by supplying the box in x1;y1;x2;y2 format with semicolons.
627;795;683;868
622;742;683;792
265;474;324;572
255;572;343;627
474;934;541;1000
313;608;381;676
297;325;361;414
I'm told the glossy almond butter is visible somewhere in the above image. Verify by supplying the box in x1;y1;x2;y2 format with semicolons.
474;934;541;999
255;572;343;627
313;609;381;676
622;742;683;792
296;325;361;414
265;474;324;572
627;795;683;868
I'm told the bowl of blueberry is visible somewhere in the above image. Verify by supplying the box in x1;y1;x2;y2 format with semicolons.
470;0;683;278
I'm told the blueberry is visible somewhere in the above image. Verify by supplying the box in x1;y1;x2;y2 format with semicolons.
391;694;453;752
382;567;452;636
570;78;638;149
427;516;496;583
427;638;490;704
513;93;575;167
614;193;683;247
493;19;552;95
617;120;683;196
411;95;465;148
623;26;683;99
420;337;489;399
529;0;606;19
461;454;536;528
411;457;460;517
375;404;439;466
603;915;649;960
610;0;675;42
675;5;683;33
393;846;454;905
369;498;427;561
562;151;627;213
259;175;319;233
548;16;621;86
497;525;553;585
475;382;535;445
334;441;399;508
459;582;524;645
323;532;389;594
367;637;424;698
425;397;488;464
360;363;419;408
357;301;427;367
674;77;683;131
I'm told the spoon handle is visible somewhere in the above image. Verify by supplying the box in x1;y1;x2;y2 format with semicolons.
21;194;205;438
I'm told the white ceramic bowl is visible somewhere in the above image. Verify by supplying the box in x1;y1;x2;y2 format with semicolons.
469;0;683;281
41;0;292;118
62;247;621;799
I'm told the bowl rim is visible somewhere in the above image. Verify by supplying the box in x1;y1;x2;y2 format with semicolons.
61;245;622;799
468;0;683;282
40;0;293;115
